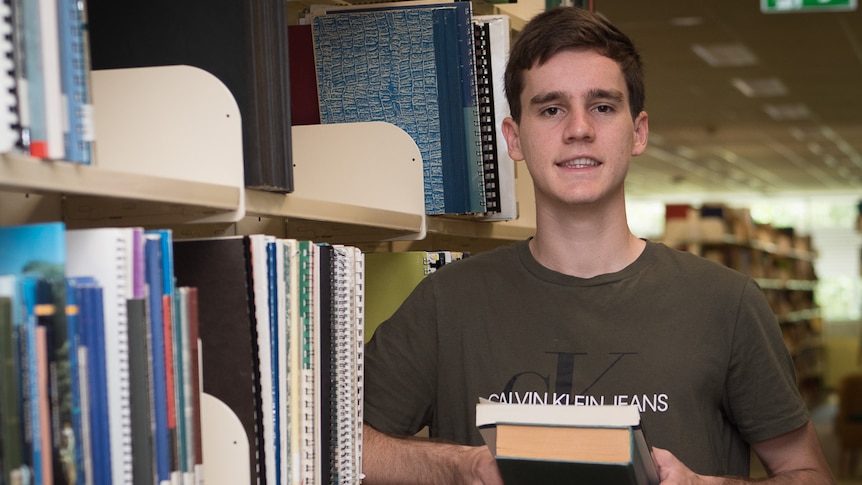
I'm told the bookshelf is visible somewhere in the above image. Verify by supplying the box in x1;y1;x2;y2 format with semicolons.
0;65;536;246
0;63;536;485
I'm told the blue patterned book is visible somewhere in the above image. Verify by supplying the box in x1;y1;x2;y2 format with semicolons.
313;5;484;215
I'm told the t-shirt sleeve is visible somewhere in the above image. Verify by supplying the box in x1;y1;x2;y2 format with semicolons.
363;276;440;436
723;278;810;443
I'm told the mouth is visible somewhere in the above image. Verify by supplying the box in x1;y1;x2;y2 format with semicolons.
557;157;601;168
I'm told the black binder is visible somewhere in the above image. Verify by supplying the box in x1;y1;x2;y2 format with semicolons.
86;0;294;193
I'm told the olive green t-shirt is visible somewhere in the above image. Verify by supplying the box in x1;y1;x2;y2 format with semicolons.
363;239;808;477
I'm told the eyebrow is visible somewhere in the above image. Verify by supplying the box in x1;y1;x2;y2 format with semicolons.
529;88;626;107
585;88;625;104
529;90;567;107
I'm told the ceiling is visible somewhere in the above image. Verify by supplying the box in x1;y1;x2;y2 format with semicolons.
493;0;862;200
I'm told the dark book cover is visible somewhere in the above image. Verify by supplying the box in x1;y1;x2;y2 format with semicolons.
126;297;155;485
85;0;294;192
172;236;263;485
287;24;320;126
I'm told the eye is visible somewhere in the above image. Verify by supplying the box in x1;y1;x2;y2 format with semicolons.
595;104;615;114
542;106;561;117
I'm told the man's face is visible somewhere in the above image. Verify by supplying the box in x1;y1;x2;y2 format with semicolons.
502;49;648;210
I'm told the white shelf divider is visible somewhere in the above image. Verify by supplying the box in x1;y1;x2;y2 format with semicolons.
247;121;427;239
67;64;246;224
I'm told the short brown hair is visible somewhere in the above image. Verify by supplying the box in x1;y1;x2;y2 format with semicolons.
504;7;645;123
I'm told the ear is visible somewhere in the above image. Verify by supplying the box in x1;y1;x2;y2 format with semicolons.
502;117;525;161
631;111;649;156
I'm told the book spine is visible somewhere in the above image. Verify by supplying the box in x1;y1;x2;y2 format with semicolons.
454;2;485;214
144;235;170;483
21;0;44;157
56;0;93;164
473;21;501;214
34;324;51;485
185;287;203;485
268;240;284;485
250;235;276;485
0;0;19;152
8;0;26;153
172;288;188;480
127;297;154;485
331;247;352;484
36;0;63;159
284;239;302;485
298;240;316;485
352;249;365;482
316;244;333;485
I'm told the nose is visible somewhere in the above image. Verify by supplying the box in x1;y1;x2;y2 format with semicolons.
564;109;594;142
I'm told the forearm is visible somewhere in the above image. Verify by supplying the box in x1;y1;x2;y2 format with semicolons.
361;423;485;485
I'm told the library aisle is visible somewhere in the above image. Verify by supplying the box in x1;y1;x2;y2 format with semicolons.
814;395;862;485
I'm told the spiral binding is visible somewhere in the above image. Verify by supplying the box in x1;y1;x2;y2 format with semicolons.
0;0;18;152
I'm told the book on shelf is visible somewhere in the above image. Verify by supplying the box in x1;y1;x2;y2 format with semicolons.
0;0;19;153
182;286;205;482
287;24;320;126
22;0;64;159
66;227;139;485
0;222;73;484
85;0;294;192
172;236;366;485
56;0;94;164
472;14;517;221
476;402;659;485
175;285;203;484
67;276;112;485
0;292;23;484
330;245;365;484
125;295;154;485
310;1;486;215
172;235;264;485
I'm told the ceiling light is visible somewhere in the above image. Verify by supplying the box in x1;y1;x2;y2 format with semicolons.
670;17;703;26
731;77;788;97
674;146;697;159
692;43;758;67
790;128;806;141
764;103;811;120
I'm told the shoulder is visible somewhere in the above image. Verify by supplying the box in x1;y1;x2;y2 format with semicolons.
645;241;761;301
648;241;749;280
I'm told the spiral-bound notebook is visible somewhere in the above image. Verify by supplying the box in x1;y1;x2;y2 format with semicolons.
472;15;517;221
0;1;18;153
66;228;139;485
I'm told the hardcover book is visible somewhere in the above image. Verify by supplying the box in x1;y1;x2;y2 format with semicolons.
476;402;659;485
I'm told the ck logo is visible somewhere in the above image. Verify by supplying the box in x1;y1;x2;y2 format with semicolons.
503;352;637;397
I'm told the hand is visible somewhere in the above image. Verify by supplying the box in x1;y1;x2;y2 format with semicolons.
460;446;504;485
653;447;711;485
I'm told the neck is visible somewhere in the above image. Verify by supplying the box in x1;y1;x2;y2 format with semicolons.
529;197;646;278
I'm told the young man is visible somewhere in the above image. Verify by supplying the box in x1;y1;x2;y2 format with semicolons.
361;7;835;484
